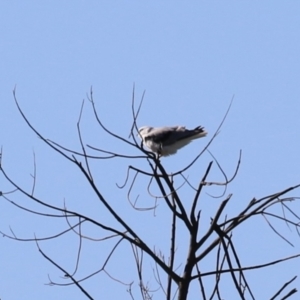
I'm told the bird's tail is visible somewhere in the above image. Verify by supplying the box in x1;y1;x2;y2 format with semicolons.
192;126;207;138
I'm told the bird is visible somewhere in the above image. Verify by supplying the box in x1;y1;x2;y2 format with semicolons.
138;125;207;157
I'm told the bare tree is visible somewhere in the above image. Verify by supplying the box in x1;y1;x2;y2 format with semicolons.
0;88;299;299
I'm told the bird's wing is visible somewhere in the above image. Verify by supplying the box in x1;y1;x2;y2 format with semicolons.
144;126;181;144
159;126;205;146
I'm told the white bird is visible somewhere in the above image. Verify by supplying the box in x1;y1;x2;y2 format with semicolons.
138;125;207;156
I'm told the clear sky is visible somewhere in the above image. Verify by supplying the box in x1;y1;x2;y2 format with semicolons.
1;2;300;299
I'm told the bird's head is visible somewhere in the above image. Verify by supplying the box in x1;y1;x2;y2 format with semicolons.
137;126;152;139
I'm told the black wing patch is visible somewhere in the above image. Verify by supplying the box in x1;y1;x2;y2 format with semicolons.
145;130;173;144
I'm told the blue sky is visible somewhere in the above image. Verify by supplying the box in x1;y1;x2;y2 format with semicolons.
1;2;300;299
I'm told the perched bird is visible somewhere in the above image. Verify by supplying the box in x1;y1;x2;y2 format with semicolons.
138;125;207;157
